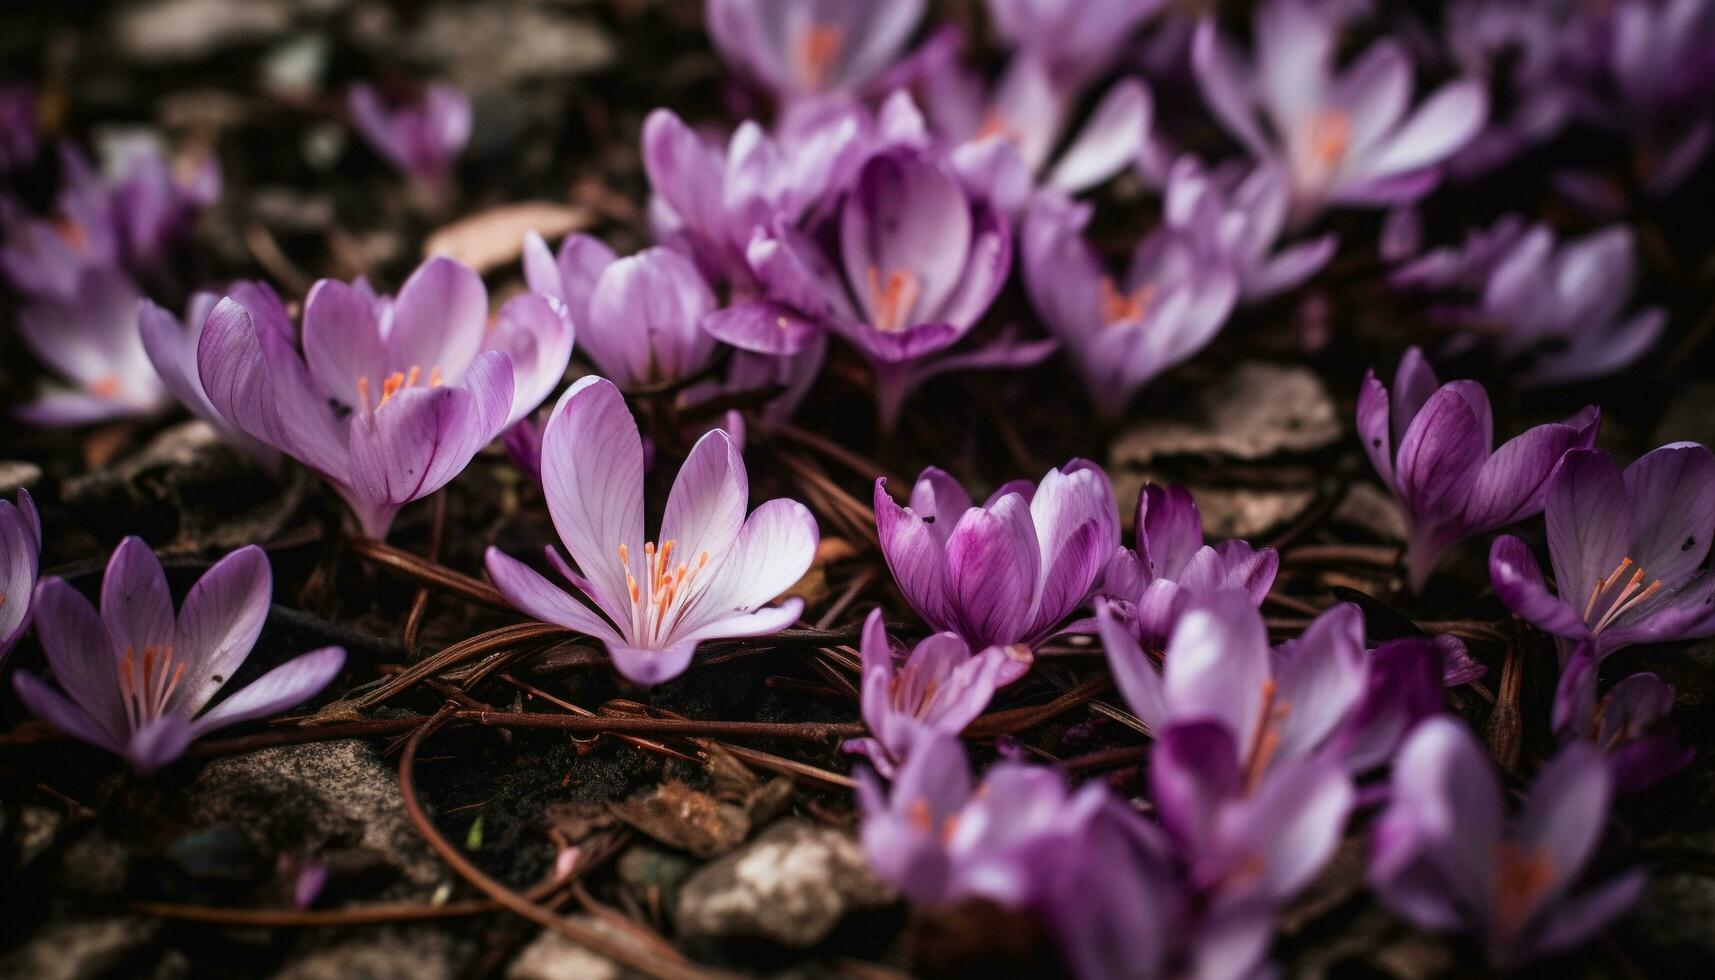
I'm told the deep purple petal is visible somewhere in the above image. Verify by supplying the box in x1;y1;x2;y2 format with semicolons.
170;545;272;717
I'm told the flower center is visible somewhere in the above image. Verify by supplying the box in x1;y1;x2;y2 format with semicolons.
617;540;710;646
975;110;1018;144
796;22;844;90
117;643;185;731
356;364;444;413
889;665;942;720
1293;110;1351;187
53;216;90;253
865;266;922;333
1099;277;1156;326
86;375;123;399
1244;678;1293;791
1492;840;1555;939
1581;556;1665;635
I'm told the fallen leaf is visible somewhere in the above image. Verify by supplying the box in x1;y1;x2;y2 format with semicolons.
423;202;593;275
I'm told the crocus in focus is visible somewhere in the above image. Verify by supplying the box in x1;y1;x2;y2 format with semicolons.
348;82;471;190
705;0;926;105
1021;189;1237;421
874;460;1119;679
710;146;1033;429
485;377;818;685
0;490;42;663
1193;0;1488;225
1489;444;1715;659
197;257;572;538
523;231;716;389
1358;346;1599;591
13;266;168;425
842;608;1009;776
1553;642;1692;793
1098;482;1278;652
11;538;345;773
1370;716;1646;968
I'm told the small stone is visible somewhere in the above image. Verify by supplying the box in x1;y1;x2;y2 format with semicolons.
675;819;895;947
608;781;750;859
1111;362;1341;466
115;0;291;62
618;845;696;907
56;832;133;897
272;926;470;980
0;917;161;980
0;460;42;496
404;5;615;91
506;918;638;980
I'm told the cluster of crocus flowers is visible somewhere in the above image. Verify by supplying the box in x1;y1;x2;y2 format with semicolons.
705;0;926;107
0;490;41;664
1370;716;1645;968
9;267;168;424
11;539;345;773
523;231;718;390
348;82;471;193
1192;0;1488;227
984;0;1165;88
196;256;572;539
1021;188;1237;422
485;377;818;686
1358;347;1600;591
1096;482;1278;651
843;608;1008;777
1489;443;1715;659
874;460;1118;680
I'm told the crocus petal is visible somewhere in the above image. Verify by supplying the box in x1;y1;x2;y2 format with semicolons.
1152;720;1241;852
484;548;620;643
1512;870;1647;964
701;301;822;357
1378;716;1501;916
486;293;574;426
301;279;387;410
1490;536;1588;639
188;646;346;737
1048;78;1152;194
197;298;289;452
100;537;175;659
125;714;195;774
1270;602;1367;764
541;377;646;626
1622;443;1715;588
944;494;1040;647
659;429;749;568
841;150;971;328
908;467;972;546
170;545;273;717
1357;81;1488;181
12;671;123;755
1137;483;1204;580
1218;758;1355;900
584;246;715;387
1162;592;1271;753
1545;450;1632;614
1516;740;1612;915
1099;600;1166;733
875;478;953;629
1191;20;1268;156
1357;370;1397;492
681;498;818;635
680;599;805;646
1464;412;1600;531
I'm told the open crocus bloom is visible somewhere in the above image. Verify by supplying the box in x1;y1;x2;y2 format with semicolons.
874;460;1119;680
1193;0;1487;226
1582;0;1715;197
1370;716;1646;968
1553;642;1692;793
709;146;1031;430
13;266;168;425
1161;156;1338;304
1490;444;1715;660
843;608;1009;777
1098;482;1278;651
348;82;471;186
140;282;289;465
485;376;818;686
522;232;717;389
1358;346;1599;591
705;0;926;105
11;539;345;773
0;490;41;663
1022;189;1237;421
197;256;572;538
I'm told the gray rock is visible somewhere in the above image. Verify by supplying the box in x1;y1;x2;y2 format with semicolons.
0;916;161;980
0;460;42;496
404;5;614;91
505;918;637;980
1111;477;1315;540
179;739;443;889
115;0;292;61
1112;361;1341;466
273;927;469;980
675;819;894;947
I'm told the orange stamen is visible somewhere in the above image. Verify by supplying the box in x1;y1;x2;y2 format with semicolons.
1307;111;1351;168
865;267;922;333
1099;278;1156;326
1493;841;1555;938
797;22;844;90
86;375;123;399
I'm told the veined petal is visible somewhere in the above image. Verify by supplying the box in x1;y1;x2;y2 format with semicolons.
678;498;818;637
1099;600;1166;733
13;671;125;755
541;377;646;626
659;429;749;569
387;256;489;381
1545;450;1632;617
100;537;175;661
1621;443;1715;589
1490;536;1589;639
875;478;954;629
485;548;620;643
171;545;273;717
944;493;1040;647
188;647;345;737
1162;591;1272;751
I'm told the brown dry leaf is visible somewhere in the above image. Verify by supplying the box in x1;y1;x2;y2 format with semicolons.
608;781;750;859
422;202;593;275
543;800;618;842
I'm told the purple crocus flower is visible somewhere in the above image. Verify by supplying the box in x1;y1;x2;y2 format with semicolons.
11;538;345;773
1021;188;1237;422
1441;0;1580;178
709;146;1034;429
705;0;926;105
522;231;717;389
1192;0;1488;226
13;266;169;425
485;376;818;686
0;490;42;663
1370;716;1646;968
985;0;1165;88
1098;482;1278;652
0;83;37;172
1357;346;1600;591
139;283;290;466
874;460;1119;680
1161;156;1339;304
856;729;1095;908
1490;443;1715;660
196;257;574;538
842;608;1009;777
1389;212;1530;289
348;82;471;188
1553;642;1692;793
1577;0;1715;196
